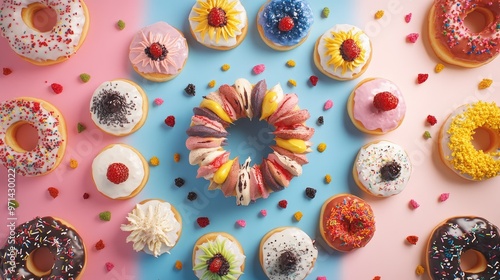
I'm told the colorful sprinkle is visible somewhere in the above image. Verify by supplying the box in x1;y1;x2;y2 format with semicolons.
77;122;86;133
409;199;420;209
197;217;210;228
260;209;267;217
164;115;175;127
117;20;126;30
221;64;230;71
174;177;185;187
478;78;493;89
317;143;327;153
317;116;324;125
173;153;181;162
174;260;183;270
406;235;419;245
236;219;246;227
51;83;63;94
48;187;59;198
426;115;437;126
305;187;317;199
288;79;297;87
309;75;319;86
253;64;265;74
69;159;78;169
374;10;384;19
423;131;431;139
105;262;115;272
417;73;428;84
323;100;333;110
406;33;419;43
278;200;288;209
99;211;111;221
3;68;12;75
79;73;90;83
83;193;90;199
286;60;296;67
438;193;450;202
415;265;425;276
95;240;105;250
208;80;216;88
187;192;198;201
322;7;330;18
293;211;303;221
435;63;445;73
404;13;412;23
324;174;332;184
149;156;160;166
8;200;19;208
153;98;164;105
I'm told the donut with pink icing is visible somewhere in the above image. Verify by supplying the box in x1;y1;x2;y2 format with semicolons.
0;0;90;65
0;98;67;176
347;78;406;135
129;21;189;82
428;0;500;67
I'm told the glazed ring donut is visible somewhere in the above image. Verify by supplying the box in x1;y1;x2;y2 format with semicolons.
0;97;67;176
0;0;90;65
428;0;500;67
426;216;500;279
439;101;500;180
0;216;86;279
186;78;314;206
319;194;376;252
256;0;314;51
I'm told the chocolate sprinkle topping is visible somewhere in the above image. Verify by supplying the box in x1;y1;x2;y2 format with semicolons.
91;86;137;128
380;161;401;181
278;250;298;274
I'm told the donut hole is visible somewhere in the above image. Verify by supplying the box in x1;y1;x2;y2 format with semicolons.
460;249;487;273
225;118;274;160
26;247;56;277
471;126;497;153
5;122;39;152
463;8;492;34
22;3;58;33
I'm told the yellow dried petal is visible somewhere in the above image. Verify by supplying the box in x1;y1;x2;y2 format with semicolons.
69;159;78;169
294;211;303;221
221;64;230;71
317;143;327;153
175;260;183;270
208;80;216;88
375;10;384;19
288;79;297;87
173;153;181;163
286;60;296;67
478;78;493;89
415;265;425;275
325;174;332;184
435;63;445;73
149;156;160;166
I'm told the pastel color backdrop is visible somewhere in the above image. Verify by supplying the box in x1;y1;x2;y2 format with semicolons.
0;1;499;280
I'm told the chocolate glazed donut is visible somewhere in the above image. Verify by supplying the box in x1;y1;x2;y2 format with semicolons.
426;216;500;279
0;216;86;279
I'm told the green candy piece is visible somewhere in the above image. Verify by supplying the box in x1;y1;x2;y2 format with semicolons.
322;7;330;18
9;200;19;208
423;131;431;139
77;122;86;133
99;211;111;221
117;20;126;30
79;73;91;83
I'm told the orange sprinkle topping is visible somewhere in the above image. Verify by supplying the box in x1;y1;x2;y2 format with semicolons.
173;153;181;163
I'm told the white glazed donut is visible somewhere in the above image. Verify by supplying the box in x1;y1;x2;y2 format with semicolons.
0;97;67;176
0;0;90;65
353;140;412;197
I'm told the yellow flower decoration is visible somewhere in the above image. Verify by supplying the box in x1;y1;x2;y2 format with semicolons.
323;29;366;75
190;0;242;43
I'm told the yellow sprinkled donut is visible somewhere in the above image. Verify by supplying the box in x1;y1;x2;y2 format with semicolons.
439;101;500;180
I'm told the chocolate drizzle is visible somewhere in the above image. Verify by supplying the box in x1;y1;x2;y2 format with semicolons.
0;216;86;279
91;88;136;128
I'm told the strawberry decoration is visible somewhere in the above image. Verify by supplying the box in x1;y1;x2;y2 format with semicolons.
373;91;399;111
426;115;437;126
207;254;230;276
51;83;63;94
309;75;319;86
340;39;361;62
417;73;428;84
207;7;227;27
106;163;129;184
145;42;167;61
278;199;288;209
278;16;294;32
164;115;175;127
197;217;210;228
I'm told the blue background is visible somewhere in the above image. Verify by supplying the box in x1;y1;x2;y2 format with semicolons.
130;1;363;279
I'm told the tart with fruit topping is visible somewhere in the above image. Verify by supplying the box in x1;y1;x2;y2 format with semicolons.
129;21;188;82
189;0;248;50
92;144;149;199
192;232;245;279
257;0;314;51
314;24;372;80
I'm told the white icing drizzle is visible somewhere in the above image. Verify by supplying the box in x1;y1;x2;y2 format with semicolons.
236;157;251;206
261;228;318;280
90;80;145;136
120;200;181;257
354;141;411;197
92;144;146;199
0;0;87;62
